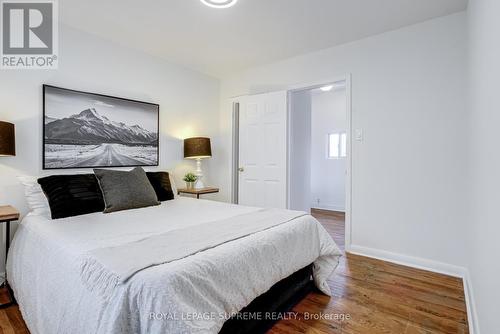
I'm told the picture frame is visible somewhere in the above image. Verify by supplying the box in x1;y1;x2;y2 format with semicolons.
42;85;159;169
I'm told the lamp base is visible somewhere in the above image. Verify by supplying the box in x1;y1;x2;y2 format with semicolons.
194;178;205;189
194;158;206;189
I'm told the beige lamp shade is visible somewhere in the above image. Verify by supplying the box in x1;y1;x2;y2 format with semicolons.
184;137;212;159
0;121;15;156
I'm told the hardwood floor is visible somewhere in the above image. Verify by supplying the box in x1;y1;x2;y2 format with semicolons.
0;209;468;334
269;209;469;334
0;287;28;334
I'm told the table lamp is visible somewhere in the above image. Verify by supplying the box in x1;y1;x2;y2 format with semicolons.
184;137;211;189
0;121;15;157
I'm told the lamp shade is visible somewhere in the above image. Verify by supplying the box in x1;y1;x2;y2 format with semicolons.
0;121;15;156
184;137;211;159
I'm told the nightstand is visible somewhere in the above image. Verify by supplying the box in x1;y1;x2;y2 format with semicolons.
0;205;19;309
177;187;219;199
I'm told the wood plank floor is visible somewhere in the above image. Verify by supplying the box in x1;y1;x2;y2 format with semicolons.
0;209;468;334
269;209;469;334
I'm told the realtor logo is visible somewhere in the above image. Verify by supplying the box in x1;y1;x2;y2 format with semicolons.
1;0;58;69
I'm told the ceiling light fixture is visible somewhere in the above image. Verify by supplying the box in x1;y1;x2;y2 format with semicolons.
320;85;334;92
200;0;238;9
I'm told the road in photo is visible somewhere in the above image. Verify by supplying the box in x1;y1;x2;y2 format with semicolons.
44;143;157;168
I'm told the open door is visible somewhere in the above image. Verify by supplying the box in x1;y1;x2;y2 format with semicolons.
238;91;287;208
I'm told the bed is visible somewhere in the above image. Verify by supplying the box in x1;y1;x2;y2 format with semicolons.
6;197;341;334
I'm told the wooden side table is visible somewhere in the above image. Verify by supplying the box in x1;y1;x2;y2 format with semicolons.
177;187;219;199
0;205;19;309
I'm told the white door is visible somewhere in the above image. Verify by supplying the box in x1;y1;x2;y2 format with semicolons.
238;91;287;208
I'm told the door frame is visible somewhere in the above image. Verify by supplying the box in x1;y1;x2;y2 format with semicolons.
230;73;353;251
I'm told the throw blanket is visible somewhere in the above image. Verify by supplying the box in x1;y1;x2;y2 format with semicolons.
81;208;306;301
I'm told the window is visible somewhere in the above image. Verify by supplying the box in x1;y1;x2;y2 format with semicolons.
328;132;347;159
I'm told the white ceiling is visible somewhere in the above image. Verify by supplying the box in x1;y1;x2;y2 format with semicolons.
60;0;468;78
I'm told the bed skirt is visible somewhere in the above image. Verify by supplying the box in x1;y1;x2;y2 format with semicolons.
219;264;314;334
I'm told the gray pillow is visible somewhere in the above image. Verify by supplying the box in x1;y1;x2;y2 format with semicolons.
94;167;160;213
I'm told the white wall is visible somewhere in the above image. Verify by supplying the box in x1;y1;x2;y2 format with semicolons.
310;88;347;212
0;24;221;271
289;90;311;212
220;13;468;268
467;0;500;332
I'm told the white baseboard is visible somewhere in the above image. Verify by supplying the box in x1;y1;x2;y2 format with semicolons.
462;270;480;334
349;244;466;277
310;204;345;212
348;244;479;333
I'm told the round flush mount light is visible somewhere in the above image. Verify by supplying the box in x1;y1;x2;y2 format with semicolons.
200;0;238;9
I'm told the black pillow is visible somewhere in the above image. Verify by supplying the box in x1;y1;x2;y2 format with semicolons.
38;174;105;219
146;172;175;201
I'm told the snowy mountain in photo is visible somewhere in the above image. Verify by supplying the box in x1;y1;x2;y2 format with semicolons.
45;108;158;145
44;116;58;125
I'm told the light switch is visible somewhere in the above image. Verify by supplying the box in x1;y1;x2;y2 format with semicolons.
355;129;364;142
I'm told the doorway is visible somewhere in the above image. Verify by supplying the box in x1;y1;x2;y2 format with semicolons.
230;75;352;250
289;81;348;212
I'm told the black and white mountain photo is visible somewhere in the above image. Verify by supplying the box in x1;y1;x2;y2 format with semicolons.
43;86;159;169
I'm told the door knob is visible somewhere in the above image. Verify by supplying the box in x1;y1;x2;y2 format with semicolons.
238;167;244;172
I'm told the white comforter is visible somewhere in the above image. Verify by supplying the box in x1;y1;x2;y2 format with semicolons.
7;198;341;334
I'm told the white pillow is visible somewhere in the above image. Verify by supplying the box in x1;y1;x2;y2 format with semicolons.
17;176;51;217
168;172;179;198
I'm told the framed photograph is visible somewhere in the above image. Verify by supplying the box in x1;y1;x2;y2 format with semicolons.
43;85;159;169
